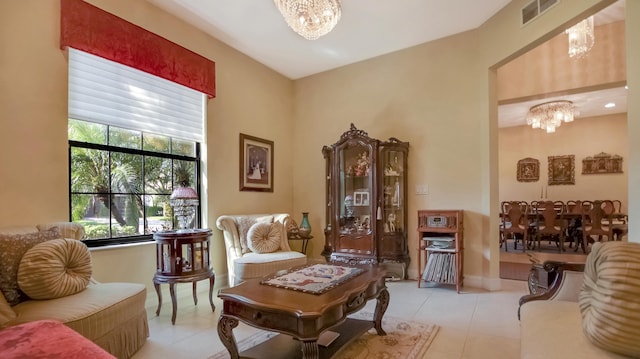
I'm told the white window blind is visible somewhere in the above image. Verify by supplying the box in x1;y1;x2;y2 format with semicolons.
68;48;205;142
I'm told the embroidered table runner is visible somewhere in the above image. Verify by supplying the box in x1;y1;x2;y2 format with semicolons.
261;264;364;294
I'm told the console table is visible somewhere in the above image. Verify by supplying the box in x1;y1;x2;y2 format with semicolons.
153;228;215;324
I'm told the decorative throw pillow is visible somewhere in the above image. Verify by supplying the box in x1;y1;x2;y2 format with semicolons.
237;215;274;254
0;227;61;305
18;238;92;300
247;222;282;254
37;222;86;240
579;241;640;357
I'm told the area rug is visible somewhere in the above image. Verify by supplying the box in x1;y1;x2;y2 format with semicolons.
208;312;439;359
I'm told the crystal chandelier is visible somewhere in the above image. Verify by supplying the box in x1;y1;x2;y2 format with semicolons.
274;0;342;40
526;100;576;133
564;16;594;59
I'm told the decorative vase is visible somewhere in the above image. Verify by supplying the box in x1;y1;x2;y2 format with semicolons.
299;212;312;238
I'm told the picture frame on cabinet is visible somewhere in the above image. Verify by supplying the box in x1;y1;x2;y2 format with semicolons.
239;133;274;192
353;191;369;206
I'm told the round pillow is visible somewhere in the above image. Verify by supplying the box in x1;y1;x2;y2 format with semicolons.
579;241;640;357
247;222;282;254
17;238;92;300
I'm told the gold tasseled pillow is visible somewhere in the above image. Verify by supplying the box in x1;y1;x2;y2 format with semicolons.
579;241;640;357
17;238;92;300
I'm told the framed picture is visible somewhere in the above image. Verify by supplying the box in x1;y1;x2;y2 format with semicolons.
353;191;369;206
359;215;371;231
239;133;274;192
548;155;575;185
516;157;539;182
582;152;623;174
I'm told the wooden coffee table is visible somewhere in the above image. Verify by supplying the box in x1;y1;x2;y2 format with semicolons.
217;265;389;359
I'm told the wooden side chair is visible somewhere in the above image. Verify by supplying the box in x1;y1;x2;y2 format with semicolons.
532;200;566;252
578;200;614;253
500;201;531;252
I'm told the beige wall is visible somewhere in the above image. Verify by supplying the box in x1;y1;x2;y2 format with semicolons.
626;0;640;238
499;113;628;207
293;30;488;282
1;0;637;292
0;0;295;292
295;0;637;289
498;20;626;101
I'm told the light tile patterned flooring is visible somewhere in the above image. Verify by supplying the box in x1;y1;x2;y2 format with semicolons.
133;279;528;359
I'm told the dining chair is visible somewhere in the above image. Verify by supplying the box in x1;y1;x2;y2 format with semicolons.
578;200;614;253
609;199;628;241
532;200;566;252
500;201;531;252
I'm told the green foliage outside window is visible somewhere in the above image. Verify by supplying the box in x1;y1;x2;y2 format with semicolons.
69;119;198;244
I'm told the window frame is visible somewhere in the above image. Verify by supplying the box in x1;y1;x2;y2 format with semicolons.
69;137;201;248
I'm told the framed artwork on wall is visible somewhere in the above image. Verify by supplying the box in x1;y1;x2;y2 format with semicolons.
239;133;274;192
582;152;623;174
517;157;539;182
548;155;575;185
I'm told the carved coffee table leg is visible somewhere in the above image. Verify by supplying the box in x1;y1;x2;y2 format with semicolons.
373;287;389;335
154;282;162;316
301;340;319;359
218;315;240;359
169;283;177;325
208;275;215;312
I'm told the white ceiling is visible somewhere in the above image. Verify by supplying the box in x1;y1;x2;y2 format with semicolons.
148;0;627;128
148;0;512;79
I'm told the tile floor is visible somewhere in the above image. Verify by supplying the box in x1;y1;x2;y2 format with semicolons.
133;279;528;359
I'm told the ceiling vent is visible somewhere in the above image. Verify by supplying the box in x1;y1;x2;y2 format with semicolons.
522;0;558;25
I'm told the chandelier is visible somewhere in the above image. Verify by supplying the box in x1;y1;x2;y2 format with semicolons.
564;16;594;59
526;100;576;133
274;0;342;40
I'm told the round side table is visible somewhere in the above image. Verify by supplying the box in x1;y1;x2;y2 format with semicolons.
153;228;215;324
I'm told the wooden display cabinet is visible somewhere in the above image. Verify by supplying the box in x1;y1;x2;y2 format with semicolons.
322;124;409;277
417;210;464;292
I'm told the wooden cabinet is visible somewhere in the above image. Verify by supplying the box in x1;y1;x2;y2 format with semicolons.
322;124;409;277
152;229;215;324
417;210;464;292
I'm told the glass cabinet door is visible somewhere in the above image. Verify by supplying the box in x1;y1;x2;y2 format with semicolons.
339;144;373;234
381;149;405;234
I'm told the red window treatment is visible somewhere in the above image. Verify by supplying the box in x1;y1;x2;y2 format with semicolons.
60;0;215;98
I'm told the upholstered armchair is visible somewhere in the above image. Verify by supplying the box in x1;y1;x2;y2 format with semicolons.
216;214;307;286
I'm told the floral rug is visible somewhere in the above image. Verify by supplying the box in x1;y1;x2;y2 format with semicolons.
208;312;439;359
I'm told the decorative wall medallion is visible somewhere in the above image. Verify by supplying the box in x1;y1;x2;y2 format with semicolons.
517;157;539;182
582;152;623;174
548;155;575;185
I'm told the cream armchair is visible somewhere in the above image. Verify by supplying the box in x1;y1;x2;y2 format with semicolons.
216;214;307;286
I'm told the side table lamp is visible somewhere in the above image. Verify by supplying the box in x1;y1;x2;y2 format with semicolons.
170;186;199;232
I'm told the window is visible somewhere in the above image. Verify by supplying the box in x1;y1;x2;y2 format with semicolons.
68;49;206;247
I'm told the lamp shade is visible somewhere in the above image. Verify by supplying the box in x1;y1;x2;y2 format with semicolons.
170;186;198;200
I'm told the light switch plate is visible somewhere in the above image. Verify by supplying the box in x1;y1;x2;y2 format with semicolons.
416;184;429;195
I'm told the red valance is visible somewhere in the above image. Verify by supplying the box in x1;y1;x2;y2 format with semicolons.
60;0;215;98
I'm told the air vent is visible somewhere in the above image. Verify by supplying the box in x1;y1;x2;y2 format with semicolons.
522;0;558;25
